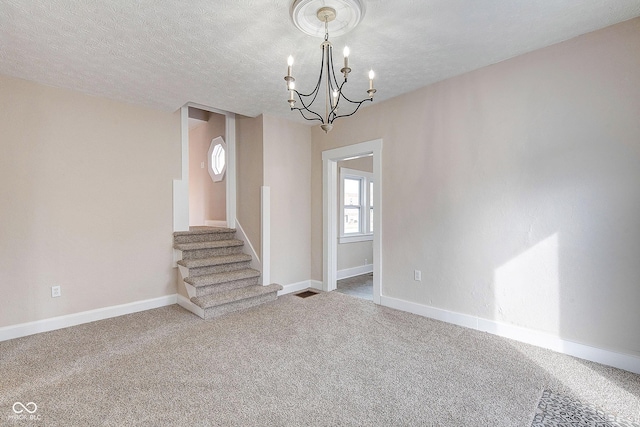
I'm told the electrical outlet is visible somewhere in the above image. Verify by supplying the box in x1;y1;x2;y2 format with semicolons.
414;270;422;281
51;286;61;298
364;258;368;265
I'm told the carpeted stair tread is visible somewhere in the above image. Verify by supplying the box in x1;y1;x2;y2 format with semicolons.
178;253;252;268
191;284;283;309
174;239;243;251
173;226;236;237
185;268;260;286
174;227;283;319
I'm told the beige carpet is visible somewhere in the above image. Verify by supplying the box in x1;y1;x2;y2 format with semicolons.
1;291;639;426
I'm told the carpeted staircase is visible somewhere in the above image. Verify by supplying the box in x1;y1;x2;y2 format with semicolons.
174;226;282;319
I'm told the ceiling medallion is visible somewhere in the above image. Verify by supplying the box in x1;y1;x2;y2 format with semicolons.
285;0;376;133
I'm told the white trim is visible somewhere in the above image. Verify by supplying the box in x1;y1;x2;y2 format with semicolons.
322;139;382;304
277;280;323;296
234;218;262;273
177;294;204;318
204;220;228;228
337;264;373;280
225;113;237;229
380;295;640;375
173;106;190;232
172;179;189;232
309;279;323;290
322;157;338;292
0;295;178;342
339;234;373;244
261;186;271;286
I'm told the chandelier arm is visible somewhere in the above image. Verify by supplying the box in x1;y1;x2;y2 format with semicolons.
327;47;345;122
327;47;341;119
296;53;324;98
292;90;325;122
329;48;343;88
294;44;325;122
324;42;331;123
335;87;368;104
329;98;373;123
292;106;325;123
328;79;347;121
297;86;323;109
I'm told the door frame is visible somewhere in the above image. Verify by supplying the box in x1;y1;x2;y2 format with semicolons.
173;103;236;231
322;139;382;304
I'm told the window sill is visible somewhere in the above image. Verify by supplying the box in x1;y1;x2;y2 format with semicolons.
339;234;373;244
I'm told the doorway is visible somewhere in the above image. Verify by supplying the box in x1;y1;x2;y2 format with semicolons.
187;107;227;227
322;139;382;304
173;103;236;232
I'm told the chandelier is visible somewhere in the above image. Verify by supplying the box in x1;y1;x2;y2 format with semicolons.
285;0;376;133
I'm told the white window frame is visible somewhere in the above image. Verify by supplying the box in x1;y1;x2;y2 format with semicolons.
339;167;373;244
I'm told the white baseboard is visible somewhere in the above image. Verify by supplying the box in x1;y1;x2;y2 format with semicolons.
337;264;373;280
380;295;640;375
0;294;178;342
177;294;204;318
309;280;323;290
278;280;323;296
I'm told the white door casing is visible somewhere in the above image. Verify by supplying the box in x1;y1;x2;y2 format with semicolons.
322;139;382;304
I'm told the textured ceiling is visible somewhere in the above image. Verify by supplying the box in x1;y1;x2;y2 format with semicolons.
1;1;639;122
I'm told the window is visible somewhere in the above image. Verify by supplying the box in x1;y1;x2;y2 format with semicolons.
208;136;227;182
340;167;373;243
212;143;225;175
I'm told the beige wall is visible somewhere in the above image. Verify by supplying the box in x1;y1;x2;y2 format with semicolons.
0;74;181;327
263;115;312;286
188;113;226;225
236;115;264;258
311;18;640;357
337;157;374;272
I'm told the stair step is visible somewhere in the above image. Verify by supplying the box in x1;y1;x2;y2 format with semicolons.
174;226;235;236
173;227;237;244
179;253;252;277
174;239;243;251
178;253;252;269
191;284;283;319
185;268;260;287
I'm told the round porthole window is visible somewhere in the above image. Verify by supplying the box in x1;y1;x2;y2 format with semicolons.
208;136;227;182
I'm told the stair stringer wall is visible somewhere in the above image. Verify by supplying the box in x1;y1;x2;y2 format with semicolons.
234;219;262;277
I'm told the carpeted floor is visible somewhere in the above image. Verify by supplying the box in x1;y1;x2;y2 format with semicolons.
1;291;639;426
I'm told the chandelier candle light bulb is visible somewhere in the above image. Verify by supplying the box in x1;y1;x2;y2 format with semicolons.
367;69;376;98
287;55;294;76
285;55;295;92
